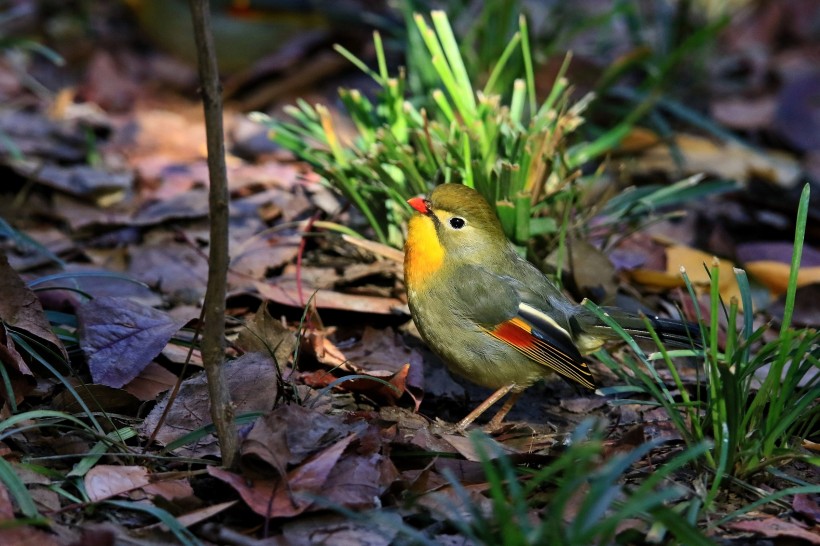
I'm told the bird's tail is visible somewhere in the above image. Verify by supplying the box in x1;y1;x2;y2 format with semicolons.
571;307;703;352
606;308;702;348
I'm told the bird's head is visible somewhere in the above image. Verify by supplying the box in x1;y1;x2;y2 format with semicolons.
405;184;509;284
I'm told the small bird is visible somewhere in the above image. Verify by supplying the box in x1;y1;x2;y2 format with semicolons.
404;183;698;430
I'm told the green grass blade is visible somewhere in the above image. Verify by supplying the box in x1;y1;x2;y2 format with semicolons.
0;457;39;518
519;15;536;115
10;333;103;433
162;412;264;453
712;485;820;527
333;44;382;83
431;11;476;112
68;427;137;477
650;506;714;546
27;270;147;289
780;184;809;334
482;32;521;96
105;499;200;545
0;361;17;414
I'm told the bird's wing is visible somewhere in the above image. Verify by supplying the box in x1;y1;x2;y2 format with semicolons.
488;302;595;389
453;267;596;389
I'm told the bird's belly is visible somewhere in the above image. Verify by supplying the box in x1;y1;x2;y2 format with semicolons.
409;296;549;390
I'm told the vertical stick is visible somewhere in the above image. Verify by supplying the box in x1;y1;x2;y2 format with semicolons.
187;0;238;469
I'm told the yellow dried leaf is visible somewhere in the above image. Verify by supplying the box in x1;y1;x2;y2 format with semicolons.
618;126;662;153
628;268;684;289
631;133;800;188
629;244;744;307
744;261;820;296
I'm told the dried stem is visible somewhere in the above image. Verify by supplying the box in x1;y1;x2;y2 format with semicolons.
187;0;238;469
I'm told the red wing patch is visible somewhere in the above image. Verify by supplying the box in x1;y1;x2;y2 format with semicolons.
491;318;539;349
488;317;595;389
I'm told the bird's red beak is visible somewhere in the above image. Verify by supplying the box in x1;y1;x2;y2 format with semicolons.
408;196;430;214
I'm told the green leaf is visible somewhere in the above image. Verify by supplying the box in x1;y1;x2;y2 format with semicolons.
0;457;39;518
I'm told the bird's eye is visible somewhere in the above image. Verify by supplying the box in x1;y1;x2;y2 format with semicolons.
449;217;465;229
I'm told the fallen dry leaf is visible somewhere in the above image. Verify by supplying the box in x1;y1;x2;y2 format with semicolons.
32;264;161;305
559;396;609;414
141;352;280;457
794;494;820;524
342;364;414;407
160;343;203;367
127;240;209;301
0;339;34;406
415;479;493;524
0;252;67;360
406;425;462;457
629;132;801;189
210;434;355;518
564;237;618;302
85;465;151;502
7;463;62;516
123;362;178;401
0;260;57;401
85;464;193;504
0;109;87;163
81;51;139;113
603;425;648;459
4;226;75;272
173;500;237;528
11;160;133;206
222;404;398;518
802;439;820;453
143;478;194;502
256;281;406;315
341;327;425;408
235;303;296;367
127;105;208;164
737;241;820;266
727;517;820;544
628;244;743;308
301;327;425;409
341;234;405;263
281;512;400;546
241;404;360;476
50;193;132;231
344;328;423;375
744;261;820;296
229;234;301;288
138;500;238;537
774;72;820;152
441;434;516;462
711;96;776;130
319;451;398;510
77;296;185;388
304;330;350;370
53;384;140;415
132;189;209;226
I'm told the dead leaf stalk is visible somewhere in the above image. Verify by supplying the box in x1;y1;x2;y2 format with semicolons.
187;0;238;469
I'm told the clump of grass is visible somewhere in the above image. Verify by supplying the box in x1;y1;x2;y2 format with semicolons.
256;7;736;262
255;11;631;249
442;425;711;545
590;183;819;511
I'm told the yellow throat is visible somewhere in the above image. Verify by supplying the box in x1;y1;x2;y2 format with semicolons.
404;214;444;289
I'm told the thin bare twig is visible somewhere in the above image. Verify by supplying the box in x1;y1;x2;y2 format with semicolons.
187;0;238;469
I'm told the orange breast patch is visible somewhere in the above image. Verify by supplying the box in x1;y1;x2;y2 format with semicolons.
404;215;444;289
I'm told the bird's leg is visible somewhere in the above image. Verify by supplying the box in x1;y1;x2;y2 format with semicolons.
456;384;516;431
486;391;522;430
